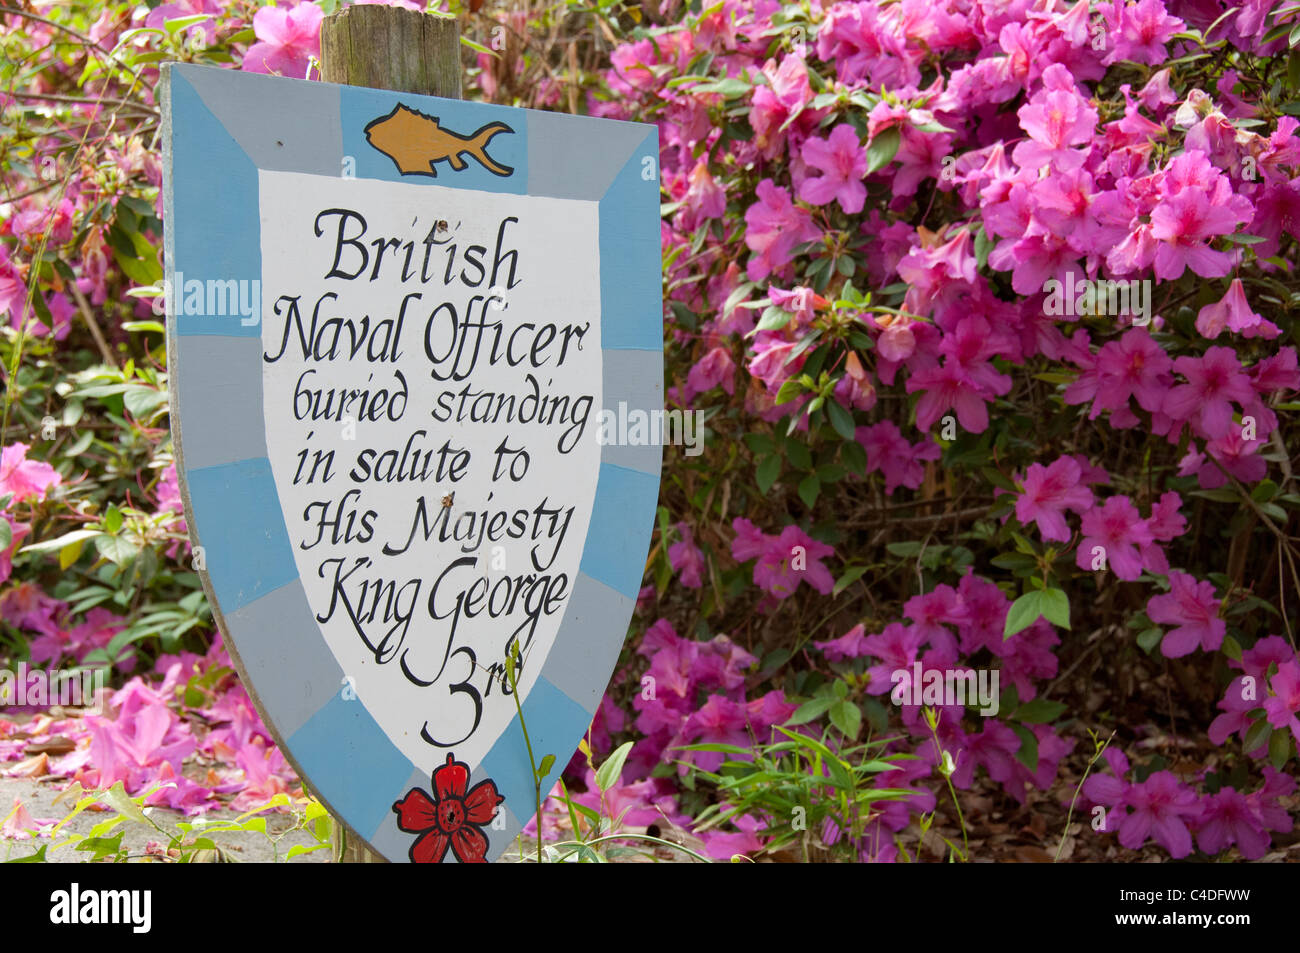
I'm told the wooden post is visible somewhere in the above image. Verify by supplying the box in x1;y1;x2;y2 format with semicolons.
318;4;462;863
321;5;461;98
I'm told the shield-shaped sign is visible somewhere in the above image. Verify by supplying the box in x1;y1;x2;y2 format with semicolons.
161;63;662;862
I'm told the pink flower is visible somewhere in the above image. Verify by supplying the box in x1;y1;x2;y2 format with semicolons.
1012;65;1098;172
752;525;835;599
1148;152;1251;279
798;125;868;214
1;797;54;840
1195;279;1267;339
1164;346;1256;440
1015;456;1094;542
1147;571;1224;658
1209;675;1261;748
0;443;60;502
0;246;26;318
855;421;940;493
815;623;871;663
861;623;926;695
1075;496;1152;581
1118;770;1199;858
877;320;916;363
1196;788;1270;859
679;695;752;773
1263;661;1300;746
686;346;735;398
749;55;813;158
0;516;29;586
730;517;768;562
668;522;706;589
684;160;727;221
1092;327;1174;417
1149;193;1240;279
144;0;219;45
747;334;800;393
0;581;66;639
242;2;323;78
1102;0;1184;65
768;287;822;325
907;360;992;433
699;812;767;859
743;180;820;281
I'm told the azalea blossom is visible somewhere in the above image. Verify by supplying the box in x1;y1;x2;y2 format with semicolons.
1147;570;1224;657
241;2;323;78
798;125;869;214
1015;456;1094;542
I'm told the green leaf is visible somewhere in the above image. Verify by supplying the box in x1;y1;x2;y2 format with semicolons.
5;845;48;862
775;378;803;405
980;466;1017;492
840;439;867;474
58;539;84;571
0;520;11;552
20;529;104;556
1004;591;1045;639
95;535;142;567
1244;719;1272;754
1005;589;1069;638
788;695;835;725
104;505;124;535
826;399;856;440
786;441;812;470
693;77;751;97
286;843;330;860
1009;723;1038;772
595;741;635;793
1014;699;1067;724
1269;729;1292;770
798;473;821;508
163;13;209;33
1039;588;1070;629
828;700;862;740
100;781;148;824
756;455;781;494
756;305;793;332
459;35;496;56
865;126;901;173
537;753;556;780
833;564;869;596
123;387;167;420
1136;626;1163;654
63;430;94;458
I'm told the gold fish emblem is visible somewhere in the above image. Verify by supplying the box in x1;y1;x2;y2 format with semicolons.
364;104;514;178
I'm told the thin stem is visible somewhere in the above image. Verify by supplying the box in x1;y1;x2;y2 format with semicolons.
1055;730;1115;862
506;649;542;865
923;708;968;860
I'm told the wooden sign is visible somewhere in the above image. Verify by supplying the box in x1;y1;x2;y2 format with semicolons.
161;63;662;862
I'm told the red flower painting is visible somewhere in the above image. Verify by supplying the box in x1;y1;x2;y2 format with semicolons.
393;754;504;863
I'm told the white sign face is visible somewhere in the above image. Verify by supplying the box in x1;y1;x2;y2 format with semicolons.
259;171;602;773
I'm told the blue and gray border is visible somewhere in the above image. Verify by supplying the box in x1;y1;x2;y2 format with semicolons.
161;62;662;862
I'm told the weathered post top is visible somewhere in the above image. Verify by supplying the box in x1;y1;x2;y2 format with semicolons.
321;5;462;99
